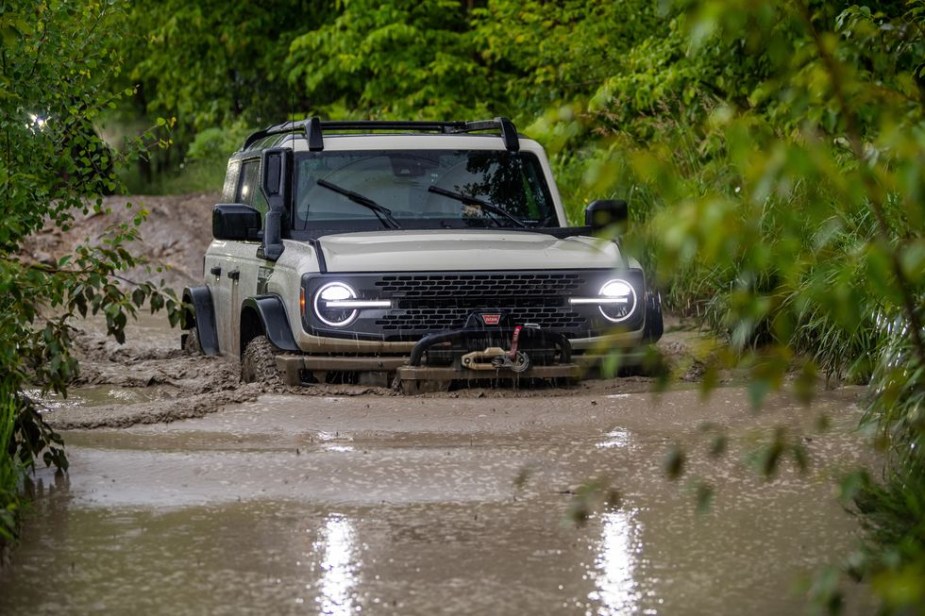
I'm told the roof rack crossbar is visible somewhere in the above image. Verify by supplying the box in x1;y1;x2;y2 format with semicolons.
241;117;520;152
454;117;519;151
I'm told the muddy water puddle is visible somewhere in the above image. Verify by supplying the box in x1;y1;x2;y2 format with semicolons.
1;388;876;614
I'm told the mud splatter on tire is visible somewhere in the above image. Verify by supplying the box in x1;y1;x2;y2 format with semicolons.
240;336;281;386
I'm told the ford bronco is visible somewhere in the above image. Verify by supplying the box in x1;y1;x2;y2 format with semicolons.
181;117;662;391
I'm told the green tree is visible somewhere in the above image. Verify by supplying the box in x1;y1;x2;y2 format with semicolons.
286;0;492;119
470;0;664;118
565;1;925;610
0;0;178;545
121;0;334;181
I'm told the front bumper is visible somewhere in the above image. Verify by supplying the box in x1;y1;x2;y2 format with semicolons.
275;310;646;386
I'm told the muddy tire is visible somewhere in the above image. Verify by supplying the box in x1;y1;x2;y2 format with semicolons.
183;327;202;355
240;335;281;386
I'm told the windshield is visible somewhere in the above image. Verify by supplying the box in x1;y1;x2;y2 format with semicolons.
291;149;556;234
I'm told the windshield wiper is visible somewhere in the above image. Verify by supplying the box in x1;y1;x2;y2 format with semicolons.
426;185;527;229
317;179;402;230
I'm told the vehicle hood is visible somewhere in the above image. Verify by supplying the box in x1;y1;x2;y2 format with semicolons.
316;230;626;272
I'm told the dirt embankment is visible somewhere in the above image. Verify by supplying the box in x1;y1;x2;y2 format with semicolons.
22;195;708;430
23;193;217;290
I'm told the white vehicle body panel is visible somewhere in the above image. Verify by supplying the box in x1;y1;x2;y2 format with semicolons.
317;230;624;273
205;239;263;355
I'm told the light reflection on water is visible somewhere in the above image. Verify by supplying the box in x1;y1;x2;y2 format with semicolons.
588;510;643;615
314;514;359;615
597;429;631;450
0;387;876;616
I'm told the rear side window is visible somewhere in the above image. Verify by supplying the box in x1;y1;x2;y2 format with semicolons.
237;160;260;204
222;160;240;202
237;159;269;217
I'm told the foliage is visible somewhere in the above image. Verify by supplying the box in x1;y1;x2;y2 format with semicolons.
17;0;925;610
571;1;925;611
127;1;331;133
0;0;179;544
286;0;492;120
0;392;18;546
470;1;665;116
118;0;337;182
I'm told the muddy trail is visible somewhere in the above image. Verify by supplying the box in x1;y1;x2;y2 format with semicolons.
21;194;704;430
50;307;688;431
6;361;876;615
3;195;878;615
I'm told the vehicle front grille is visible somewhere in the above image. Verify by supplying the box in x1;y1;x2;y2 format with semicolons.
303;269;634;341
373;272;585;298
376;306;589;333
371;271;595;338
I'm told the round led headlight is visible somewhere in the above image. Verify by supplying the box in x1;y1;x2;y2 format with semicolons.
598;279;637;323
314;282;359;327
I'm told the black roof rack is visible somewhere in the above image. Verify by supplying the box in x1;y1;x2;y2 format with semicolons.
241;116;520;152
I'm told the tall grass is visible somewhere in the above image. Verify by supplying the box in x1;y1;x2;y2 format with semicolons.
0;391;21;548
849;324;925;609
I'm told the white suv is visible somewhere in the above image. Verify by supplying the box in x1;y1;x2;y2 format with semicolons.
182;118;662;390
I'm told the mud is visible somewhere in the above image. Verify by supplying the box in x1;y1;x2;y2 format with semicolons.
2;386;876;615
22;193;216;290
5;195;880;613
47;308;706;431
18;193;705;430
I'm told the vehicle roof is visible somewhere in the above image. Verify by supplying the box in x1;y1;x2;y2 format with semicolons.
235;132;545;157
236;116;530;157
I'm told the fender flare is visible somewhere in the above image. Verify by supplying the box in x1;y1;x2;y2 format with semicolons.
182;286;220;355
242;295;300;353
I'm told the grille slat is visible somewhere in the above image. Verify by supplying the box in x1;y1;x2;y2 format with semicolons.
370;272;593;335
375;272;584;299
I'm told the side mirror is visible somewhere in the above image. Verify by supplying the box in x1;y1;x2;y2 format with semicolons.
213;204;261;241
585;199;628;233
260;148;289;261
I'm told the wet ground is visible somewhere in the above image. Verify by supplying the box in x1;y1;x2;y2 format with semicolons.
3;207;883;614
0;373;876;614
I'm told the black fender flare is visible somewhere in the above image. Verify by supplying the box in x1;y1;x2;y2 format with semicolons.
241;295;300;353
182;286;220;356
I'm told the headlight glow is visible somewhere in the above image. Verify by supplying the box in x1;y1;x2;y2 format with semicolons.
314;282;359;327
598;279;636;323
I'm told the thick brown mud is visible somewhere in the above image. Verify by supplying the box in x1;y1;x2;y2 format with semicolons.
2;386;875;615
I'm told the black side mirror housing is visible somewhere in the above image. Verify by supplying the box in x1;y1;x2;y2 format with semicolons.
213;204;262;241
260;147;289;261
585;199;629;233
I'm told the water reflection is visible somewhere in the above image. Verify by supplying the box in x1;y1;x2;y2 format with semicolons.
588;510;643;615
597;429;631;450
314;514;359;615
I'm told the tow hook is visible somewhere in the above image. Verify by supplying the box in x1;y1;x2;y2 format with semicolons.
460;324;535;373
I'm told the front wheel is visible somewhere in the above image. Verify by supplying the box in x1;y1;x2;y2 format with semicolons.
240;335;281;385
